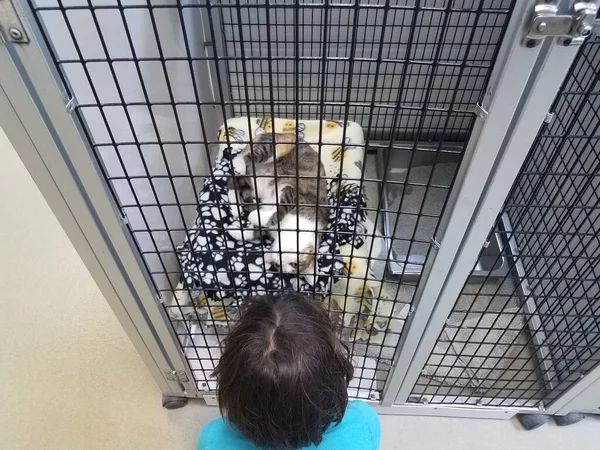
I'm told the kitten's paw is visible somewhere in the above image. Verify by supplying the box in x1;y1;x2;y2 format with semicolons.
228;189;240;218
232;156;246;175
226;225;256;242
248;207;277;227
265;250;279;269
168;308;183;321
266;238;280;266
302;274;315;287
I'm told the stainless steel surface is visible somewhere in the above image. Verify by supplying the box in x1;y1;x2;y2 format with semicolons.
0;0;30;43
0;0;198;395
503;212;557;394
376;144;508;279
523;0;600;47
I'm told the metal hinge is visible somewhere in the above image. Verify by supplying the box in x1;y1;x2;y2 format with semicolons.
163;369;190;383
0;0;29;43
523;1;600;48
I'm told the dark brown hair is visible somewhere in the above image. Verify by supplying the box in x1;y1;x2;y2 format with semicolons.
213;293;354;449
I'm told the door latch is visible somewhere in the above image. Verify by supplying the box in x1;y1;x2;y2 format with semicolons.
523;0;599;48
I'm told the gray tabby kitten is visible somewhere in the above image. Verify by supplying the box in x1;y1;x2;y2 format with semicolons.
227;133;328;279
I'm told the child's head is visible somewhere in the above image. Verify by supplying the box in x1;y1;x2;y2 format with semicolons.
213;293;354;449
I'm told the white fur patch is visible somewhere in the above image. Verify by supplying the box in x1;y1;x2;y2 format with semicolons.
232;156;246;175
269;214;318;274
226;224;256;242
279;214;317;232
228;189;240;218
248;206;277;227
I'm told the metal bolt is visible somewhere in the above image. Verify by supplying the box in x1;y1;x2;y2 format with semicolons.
8;28;23;41
563;38;572;47
525;39;539;48
537;22;547;32
579;23;592;37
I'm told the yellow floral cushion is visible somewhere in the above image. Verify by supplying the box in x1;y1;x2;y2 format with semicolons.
175;117;391;343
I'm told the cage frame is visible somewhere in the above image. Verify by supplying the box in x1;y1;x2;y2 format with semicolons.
1;0;599;418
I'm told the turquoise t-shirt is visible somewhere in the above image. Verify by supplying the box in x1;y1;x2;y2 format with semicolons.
197;400;380;450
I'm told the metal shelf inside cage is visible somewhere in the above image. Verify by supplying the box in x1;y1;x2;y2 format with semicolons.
375;142;510;279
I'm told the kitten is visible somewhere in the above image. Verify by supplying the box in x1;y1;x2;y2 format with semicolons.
227;133;328;277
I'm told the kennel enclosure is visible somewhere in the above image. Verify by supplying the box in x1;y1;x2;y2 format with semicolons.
2;0;600;417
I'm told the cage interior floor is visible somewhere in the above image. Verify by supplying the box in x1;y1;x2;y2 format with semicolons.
412;277;545;406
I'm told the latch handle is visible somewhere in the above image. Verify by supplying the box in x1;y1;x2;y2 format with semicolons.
523;0;599;48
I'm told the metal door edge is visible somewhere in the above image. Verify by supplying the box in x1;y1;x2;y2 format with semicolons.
382;0;585;406
0;2;197;396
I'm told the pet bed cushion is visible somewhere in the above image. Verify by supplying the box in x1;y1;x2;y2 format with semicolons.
175;117;392;341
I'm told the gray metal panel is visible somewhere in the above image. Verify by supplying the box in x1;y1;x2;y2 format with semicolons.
31;0;218;292
1;1;197;395
0;53;180;396
547;359;600;414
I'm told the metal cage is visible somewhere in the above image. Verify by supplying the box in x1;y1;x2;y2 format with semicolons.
412;32;600;409
2;0;600;417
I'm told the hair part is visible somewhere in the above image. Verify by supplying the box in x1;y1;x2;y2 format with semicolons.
213;293;354;449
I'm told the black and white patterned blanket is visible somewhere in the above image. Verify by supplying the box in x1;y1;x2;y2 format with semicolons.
177;146;366;301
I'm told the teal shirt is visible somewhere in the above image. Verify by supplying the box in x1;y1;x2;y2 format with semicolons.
197;400;380;450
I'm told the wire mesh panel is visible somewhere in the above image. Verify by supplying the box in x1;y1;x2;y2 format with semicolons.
411;33;600;408
219;0;510;142
28;0;513;400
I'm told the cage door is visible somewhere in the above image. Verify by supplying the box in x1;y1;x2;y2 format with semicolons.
393;11;600;410
406;31;600;411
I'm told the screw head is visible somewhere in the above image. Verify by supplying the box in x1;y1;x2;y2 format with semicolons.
580;23;592;37
537;22;547;32
8;28;23;41
563;38;573;47
525;39;539;48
